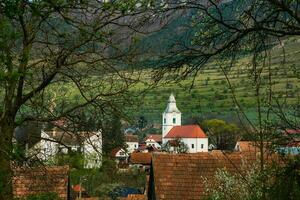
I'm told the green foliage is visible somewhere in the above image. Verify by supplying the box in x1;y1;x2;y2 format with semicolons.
205;156;300;200
102;114;125;155
70;157;146;199
161;139;189;153
201;119;239;150
55;151;85;169
267;157;300;200
205;166;263;200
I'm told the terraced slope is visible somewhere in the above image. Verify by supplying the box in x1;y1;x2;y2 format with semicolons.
127;36;300;124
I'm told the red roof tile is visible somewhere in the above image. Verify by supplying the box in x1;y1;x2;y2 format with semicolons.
164;125;207;138
110;147;126;157
130;152;152;165
119;194;147;200
150;152;278;200
72;184;86;192
284;129;300;134
235;141;258;152
13;166;69;200
145;134;162;143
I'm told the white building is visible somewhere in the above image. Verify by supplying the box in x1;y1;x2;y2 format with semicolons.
162;94;181;144
144;134;162;149
125;134;139;153
162;94;208;153
30;130;102;168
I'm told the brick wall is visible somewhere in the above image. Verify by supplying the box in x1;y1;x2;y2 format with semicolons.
13;166;69;200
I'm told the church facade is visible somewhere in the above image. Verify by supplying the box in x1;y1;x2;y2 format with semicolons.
162;94;208;153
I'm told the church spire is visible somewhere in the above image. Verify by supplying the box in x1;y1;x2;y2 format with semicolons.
162;94;182;143
164;94;181;113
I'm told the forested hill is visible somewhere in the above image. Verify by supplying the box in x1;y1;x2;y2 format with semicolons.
126;36;300;125
121;1;300;126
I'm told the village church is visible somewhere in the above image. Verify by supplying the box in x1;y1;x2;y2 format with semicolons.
162;94;208;153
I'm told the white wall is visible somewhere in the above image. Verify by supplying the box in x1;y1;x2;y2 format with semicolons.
33;131;58;161
183;138;208;153
83;132;102;168
164;138;208;153
145;139;161;149
162;112;181;144
126;142;139;153
31;130;103;168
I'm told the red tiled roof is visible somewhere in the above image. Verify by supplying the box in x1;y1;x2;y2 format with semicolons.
72;184;86;192
284;129;300;134
110;147;125;157
164;125;207;138
125;134;139;142
235;141;258;152
130;152;152;165
13;166;69;200
235;141;271;153
145;134;162;142
150;152;278;200
120;194;147;200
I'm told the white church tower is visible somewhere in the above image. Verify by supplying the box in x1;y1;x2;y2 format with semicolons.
162;94;181;144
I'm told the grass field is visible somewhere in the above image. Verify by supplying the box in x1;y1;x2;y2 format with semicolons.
125;36;300;125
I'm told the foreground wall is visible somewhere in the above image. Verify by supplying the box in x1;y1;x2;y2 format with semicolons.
13;166;69;200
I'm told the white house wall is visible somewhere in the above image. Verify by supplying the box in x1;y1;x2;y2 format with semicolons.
162;112;181;143
126;142;138;153
145;139;161;149
83;132;102;168
164;138;208;153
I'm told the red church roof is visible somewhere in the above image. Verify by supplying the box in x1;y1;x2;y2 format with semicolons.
164;125;207;138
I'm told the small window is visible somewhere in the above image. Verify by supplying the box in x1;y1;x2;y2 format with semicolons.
201;144;204;149
164;118;166;123
191;144;194;149
173;118;176;124
134;144;137;148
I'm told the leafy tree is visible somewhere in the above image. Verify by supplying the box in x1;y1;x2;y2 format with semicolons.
161;139;189;153
102;114;125;155
201;119;239;150
137;116;148;130
0;1;155;198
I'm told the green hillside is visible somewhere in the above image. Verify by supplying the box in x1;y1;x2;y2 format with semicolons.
126;36;300;125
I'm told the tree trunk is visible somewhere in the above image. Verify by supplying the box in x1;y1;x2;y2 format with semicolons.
0;118;14;200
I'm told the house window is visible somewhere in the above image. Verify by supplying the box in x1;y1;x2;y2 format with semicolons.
173;118;176;124
134;144;137;148
164;118;166;123
201;144;204;149
191;144;194;149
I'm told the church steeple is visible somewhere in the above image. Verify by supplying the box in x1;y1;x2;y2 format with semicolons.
162;94;182;143
164;93;181;113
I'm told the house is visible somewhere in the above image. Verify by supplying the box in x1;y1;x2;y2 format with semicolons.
137;143;160;153
144;135;162;149
13;166;69;200
125;134;139;153
147;151;278;200
111;147;129;167
29;130;102;168
129;152;152;172
162;94;208;153
277;129;300;154
234;141;259;152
